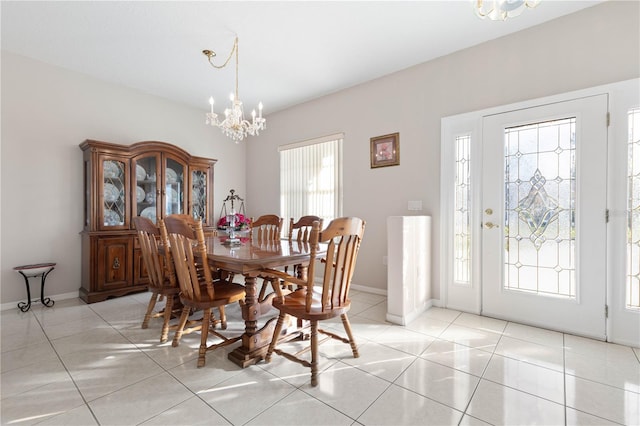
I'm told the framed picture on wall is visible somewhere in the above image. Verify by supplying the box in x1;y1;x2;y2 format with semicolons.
370;132;399;168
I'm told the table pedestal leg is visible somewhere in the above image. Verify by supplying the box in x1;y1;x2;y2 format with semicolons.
228;274;270;367
227;273;307;368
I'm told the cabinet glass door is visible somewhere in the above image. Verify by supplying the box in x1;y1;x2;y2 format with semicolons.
134;155;159;223
102;158;126;228
164;157;186;217
190;168;208;223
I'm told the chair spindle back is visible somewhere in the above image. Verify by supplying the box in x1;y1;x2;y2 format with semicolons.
164;216;215;302
289;215;324;243
250;215;283;244
133;216;165;290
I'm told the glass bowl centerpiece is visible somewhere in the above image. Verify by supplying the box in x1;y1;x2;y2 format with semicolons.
217;212;250;231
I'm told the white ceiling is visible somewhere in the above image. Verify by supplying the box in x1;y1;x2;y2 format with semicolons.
1;1;604;115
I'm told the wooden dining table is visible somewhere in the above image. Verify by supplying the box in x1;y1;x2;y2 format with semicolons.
203;235;326;367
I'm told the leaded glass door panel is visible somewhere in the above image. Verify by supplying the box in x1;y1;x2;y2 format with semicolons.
133;154;159;224
190;167;208;222
163;156;186;218
481;95;608;339
100;156;129;230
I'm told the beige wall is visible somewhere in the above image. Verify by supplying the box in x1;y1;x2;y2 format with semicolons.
245;1;640;298
1;52;247;306
1;1;638;307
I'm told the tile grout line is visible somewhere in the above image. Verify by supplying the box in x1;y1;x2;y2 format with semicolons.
163;365;238;426
6;295;638;426
382;311;472;424
87;302;232;426
455;319;507;425
31;308;101;425
561;336;629;426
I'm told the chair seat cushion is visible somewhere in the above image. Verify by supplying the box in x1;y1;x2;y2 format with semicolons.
272;287;350;321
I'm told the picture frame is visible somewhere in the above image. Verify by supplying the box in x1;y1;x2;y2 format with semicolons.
370;132;400;168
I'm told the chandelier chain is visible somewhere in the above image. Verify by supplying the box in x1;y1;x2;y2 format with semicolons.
204;37;239;99
204;37;236;70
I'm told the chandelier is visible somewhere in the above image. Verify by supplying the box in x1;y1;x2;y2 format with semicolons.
474;0;540;20
203;37;266;143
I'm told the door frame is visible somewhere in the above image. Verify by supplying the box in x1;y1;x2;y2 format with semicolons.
607;79;640;347
440;78;640;345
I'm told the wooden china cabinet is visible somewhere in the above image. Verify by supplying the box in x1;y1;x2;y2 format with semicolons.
79;140;216;303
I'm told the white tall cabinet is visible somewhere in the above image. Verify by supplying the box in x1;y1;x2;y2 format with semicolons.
386;216;431;325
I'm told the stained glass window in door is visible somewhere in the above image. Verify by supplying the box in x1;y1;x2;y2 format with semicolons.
627;107;640;309
454;134;471;284
504;118;576;297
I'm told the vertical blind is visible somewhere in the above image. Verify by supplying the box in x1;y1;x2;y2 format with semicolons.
279;133;343;234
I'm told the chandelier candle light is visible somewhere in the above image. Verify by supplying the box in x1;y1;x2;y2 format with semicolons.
474;0;540;20
204;36;265;142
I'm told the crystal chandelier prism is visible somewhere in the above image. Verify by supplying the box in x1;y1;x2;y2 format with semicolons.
203;37;266;143
474;0;540;20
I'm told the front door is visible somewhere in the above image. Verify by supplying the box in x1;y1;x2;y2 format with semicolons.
481;95;608;339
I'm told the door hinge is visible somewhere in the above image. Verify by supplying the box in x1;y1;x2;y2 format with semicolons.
606;209;610;223
605;305;609;318
606;112;610;127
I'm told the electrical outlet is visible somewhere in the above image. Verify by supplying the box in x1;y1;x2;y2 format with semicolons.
408;200;423;211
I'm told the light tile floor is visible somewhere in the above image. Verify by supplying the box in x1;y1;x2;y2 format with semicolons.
1;290;639;425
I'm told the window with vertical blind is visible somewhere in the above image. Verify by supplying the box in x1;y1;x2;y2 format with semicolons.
279;133;343;234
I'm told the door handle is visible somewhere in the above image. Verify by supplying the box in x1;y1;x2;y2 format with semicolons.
484;222;499;229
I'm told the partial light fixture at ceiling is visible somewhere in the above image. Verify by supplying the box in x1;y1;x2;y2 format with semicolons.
474;0;540;20
203;36;265;143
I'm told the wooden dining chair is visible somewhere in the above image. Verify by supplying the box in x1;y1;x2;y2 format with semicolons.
167;213;230;290
286;215;324;277
133;216;180;343
261;217;366;386
166;214;217;237
164;216;246;367
160;217;223;341
250;215;284;302
250;214;283;244
288;215;323;243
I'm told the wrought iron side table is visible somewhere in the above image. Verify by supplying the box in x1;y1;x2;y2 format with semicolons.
13;263;56;312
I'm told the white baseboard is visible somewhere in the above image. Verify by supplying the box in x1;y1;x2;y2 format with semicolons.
430;299;443;308
350;283;387;296
1;291;80;312
386;300;432;325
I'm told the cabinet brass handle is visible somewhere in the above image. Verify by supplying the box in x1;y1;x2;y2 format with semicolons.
113;257;121;269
